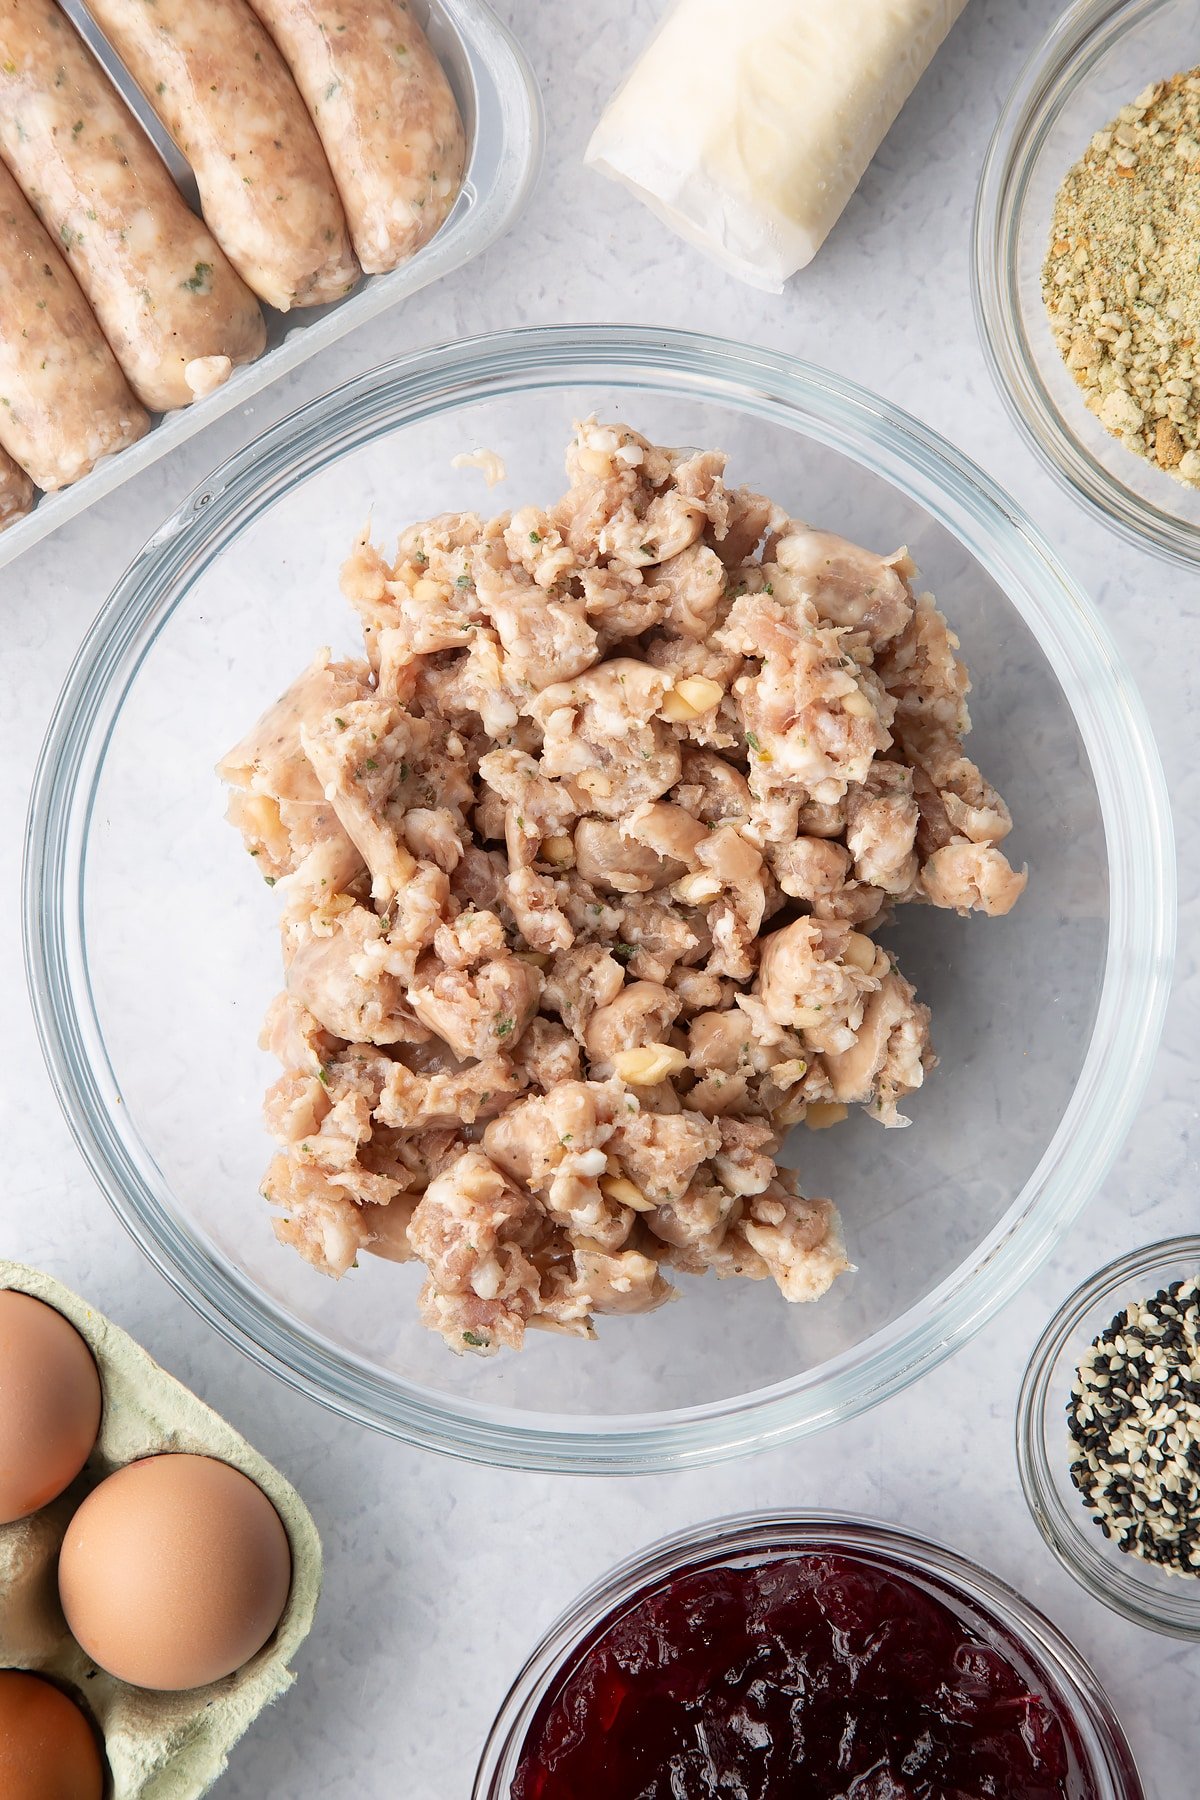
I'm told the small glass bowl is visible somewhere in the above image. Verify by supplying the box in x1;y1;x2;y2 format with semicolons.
472;1511;1144;1798
1017;1237;1200;1638
973;0;1200;564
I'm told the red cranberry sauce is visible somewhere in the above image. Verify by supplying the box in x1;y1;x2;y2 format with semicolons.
513;1553;1097;1799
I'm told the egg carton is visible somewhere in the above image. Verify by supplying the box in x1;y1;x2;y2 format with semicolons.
0;1261;322;1799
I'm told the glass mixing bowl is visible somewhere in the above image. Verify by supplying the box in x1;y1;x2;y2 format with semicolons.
23;325;1175;1473
473;1512;1145;1798
973;0;1200;564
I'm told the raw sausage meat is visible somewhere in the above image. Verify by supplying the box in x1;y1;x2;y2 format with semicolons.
0;159;149;491
84;0;360;311
0;0;266;412
0;449;35;531
247;0;466;275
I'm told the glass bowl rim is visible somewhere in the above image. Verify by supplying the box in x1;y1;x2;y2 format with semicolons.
1017;1234;1200;1639
471;1507;1145;1798
971;0;1200;567
22;321;1176;1474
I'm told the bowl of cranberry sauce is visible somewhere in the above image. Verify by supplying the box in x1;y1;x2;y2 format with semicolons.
474;1514;1143;1800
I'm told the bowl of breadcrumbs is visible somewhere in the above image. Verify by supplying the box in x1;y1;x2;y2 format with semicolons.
974;0;1200;565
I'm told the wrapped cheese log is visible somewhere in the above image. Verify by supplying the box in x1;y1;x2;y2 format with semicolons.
585;0;970;291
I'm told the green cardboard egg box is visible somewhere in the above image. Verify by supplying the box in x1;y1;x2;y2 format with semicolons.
0;1261;322;1798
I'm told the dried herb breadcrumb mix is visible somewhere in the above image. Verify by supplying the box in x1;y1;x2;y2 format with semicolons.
1044;70;1200;487
1068;1277;1200;1575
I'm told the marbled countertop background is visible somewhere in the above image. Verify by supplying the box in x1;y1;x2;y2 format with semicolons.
3;1;1196;1793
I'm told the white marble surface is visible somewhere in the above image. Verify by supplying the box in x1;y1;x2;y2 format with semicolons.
2;0;1197;1793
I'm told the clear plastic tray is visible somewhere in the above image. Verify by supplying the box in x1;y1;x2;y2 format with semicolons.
0;0;541;574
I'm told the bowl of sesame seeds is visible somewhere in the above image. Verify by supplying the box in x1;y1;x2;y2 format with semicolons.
974;0;1200;565
1018;1238;1200;1638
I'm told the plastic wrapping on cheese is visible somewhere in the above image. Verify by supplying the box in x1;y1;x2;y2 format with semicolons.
585;0;970;291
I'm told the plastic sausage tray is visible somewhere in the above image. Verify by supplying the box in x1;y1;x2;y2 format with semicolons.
0;0;541;576
0;1260;323;1799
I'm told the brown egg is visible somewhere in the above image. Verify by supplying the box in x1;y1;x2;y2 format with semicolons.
0;1290;102;1525
0;1671;105;1800
58;1452;292;1691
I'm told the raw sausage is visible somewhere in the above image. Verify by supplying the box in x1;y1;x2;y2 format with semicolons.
246;0;466;275
246;0;466;276
0;449;35;531
0;160;149;491
0;0;266;412
0;0;265;410
83;0;360;311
